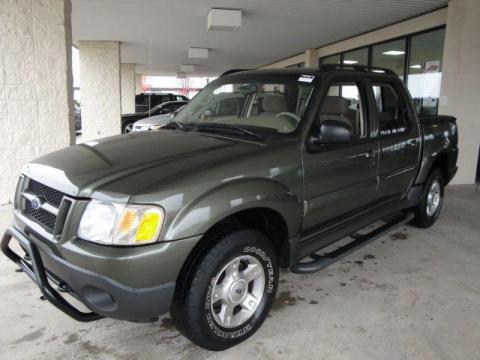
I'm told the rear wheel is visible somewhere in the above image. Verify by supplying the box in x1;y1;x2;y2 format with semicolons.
412;168;444;228
171;229;278;351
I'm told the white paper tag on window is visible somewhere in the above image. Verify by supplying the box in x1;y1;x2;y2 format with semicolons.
298;75;314;83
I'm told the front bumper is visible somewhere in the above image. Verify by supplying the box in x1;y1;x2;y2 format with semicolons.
1;226;198;322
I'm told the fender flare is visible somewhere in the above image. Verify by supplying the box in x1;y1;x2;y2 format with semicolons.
164;178;302;241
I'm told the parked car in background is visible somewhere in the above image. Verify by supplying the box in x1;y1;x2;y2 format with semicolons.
135;93;189;113
132;92;246;132
132;106;184;132
121;100;188;133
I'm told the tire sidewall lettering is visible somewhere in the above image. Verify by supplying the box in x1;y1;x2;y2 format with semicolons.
203;244;275;340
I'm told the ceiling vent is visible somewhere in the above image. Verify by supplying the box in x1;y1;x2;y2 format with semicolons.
188;47;209;59
180;64;195;72
207;8;242;31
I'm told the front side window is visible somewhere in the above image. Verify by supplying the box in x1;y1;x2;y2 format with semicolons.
372;84;408;136
174;77;315;135
318;82;367;141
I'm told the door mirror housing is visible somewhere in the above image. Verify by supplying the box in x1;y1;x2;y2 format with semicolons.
319;120;352;144
307;119;352;150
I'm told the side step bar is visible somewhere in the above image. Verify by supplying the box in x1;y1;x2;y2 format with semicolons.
290;212;414;274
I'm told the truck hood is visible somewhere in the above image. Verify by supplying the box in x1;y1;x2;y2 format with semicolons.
23;131;258;199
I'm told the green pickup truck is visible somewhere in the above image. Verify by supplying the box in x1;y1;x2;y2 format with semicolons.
1;66;458;351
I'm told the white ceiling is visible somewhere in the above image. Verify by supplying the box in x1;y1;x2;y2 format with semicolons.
72;0;447;76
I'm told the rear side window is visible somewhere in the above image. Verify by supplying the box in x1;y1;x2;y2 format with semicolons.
372;84;408;136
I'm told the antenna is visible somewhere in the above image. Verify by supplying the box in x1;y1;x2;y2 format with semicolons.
148;37;152;116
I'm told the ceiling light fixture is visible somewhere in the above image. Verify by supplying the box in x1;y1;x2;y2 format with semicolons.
207;8;242;31
180;64;195;72
382;50;405;56
188;47;209;59
410;64;422;69
343;60;358;64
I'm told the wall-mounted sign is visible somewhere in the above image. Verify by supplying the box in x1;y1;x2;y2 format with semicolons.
425;60;441;73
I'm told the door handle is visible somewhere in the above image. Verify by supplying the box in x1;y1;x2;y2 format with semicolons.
356;151;374;159
407;139;419;148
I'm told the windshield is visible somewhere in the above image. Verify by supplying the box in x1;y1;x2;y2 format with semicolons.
174;76;315;136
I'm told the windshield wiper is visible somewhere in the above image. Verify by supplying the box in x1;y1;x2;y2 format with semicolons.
164;120;187;131
195;123;264;140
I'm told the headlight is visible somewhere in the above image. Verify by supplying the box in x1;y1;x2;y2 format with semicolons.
78;201;164;246
149;125;163;130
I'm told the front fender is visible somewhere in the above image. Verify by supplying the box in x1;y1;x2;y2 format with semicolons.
164;178;302;240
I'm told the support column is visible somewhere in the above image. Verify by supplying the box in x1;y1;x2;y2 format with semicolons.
0;0;74;204
439;0;480;184
120;63;135;114
135;73;143;95
305;48;318;68
79;41;121;142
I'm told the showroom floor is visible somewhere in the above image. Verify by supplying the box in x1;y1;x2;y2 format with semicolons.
0;185;479;360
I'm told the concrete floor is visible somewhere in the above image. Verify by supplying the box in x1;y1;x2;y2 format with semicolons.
0;185;479;360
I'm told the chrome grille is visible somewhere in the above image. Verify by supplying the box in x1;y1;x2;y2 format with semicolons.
26;179;64;208
25;201;57;230
22;179;67;233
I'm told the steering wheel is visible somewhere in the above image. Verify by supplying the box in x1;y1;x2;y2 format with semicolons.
275;112;300;127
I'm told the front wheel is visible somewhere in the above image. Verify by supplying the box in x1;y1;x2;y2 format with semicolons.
171;229;278;351
412;168;444;228
122;122;134;133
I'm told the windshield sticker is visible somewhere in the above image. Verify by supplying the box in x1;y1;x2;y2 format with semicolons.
298;75;314;83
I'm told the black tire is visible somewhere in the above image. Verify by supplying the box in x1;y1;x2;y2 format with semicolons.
122;122;134;133
171;228;278;351
412;168;444;228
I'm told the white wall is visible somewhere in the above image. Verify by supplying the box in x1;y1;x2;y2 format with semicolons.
79;41;121;141
0;0;74;204
439;0;480;184
120;63;135;114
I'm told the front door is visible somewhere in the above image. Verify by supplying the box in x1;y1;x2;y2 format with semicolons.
302;79;379;235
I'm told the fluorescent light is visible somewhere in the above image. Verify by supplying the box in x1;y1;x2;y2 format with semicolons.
188;47;209;59
207;8;242;31
382;50;405;56
343;60;358;64
410;64;422;69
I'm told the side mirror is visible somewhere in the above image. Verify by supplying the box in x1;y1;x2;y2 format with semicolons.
319;120;352;144
307;119;352;149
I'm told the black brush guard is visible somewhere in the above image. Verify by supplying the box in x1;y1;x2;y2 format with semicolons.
1;226;102;322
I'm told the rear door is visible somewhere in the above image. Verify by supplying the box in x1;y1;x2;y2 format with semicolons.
369;80;421;202
302;76;379;234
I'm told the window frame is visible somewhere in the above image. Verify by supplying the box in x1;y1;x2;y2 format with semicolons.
305;75;373;153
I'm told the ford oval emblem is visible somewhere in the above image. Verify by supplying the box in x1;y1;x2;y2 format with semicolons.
30;196;43;210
